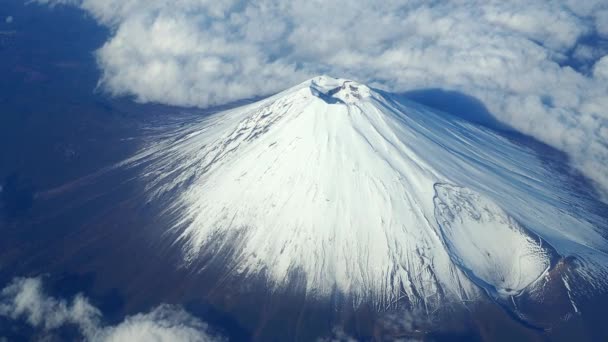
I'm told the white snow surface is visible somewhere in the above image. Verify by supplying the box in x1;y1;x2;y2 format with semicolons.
434;184;551;297
130;76;608;309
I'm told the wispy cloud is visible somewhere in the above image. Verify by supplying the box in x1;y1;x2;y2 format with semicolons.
0;277;223;342
34;0;608;198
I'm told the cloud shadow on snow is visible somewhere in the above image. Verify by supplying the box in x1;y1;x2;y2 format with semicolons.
393;88;608;207
399;88;513;133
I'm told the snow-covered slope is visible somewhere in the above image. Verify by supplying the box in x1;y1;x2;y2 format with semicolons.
127;76;608;311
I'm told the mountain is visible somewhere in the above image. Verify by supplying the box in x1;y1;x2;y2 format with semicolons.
126;75;608;319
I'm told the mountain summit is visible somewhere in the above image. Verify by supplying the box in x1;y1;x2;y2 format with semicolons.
131;76;608;312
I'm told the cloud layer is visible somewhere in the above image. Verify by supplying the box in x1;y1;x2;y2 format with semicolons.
35;0;608;198
0;277;222;342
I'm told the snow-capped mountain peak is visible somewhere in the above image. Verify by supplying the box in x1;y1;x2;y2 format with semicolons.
129;76;608;311
308;75;372;104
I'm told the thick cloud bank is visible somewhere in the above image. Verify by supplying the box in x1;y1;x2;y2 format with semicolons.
36;0;608;198
0;277;222;342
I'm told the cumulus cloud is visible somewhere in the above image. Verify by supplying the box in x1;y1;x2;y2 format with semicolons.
0;277;223;342
594;55;608;79
34;0;608;198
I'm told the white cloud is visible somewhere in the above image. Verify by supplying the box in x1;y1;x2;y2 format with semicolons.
34;0;608;199
4;16;13;24
594;55;608;79
0;276;101;335
95;305;219;342
0;277;223;342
